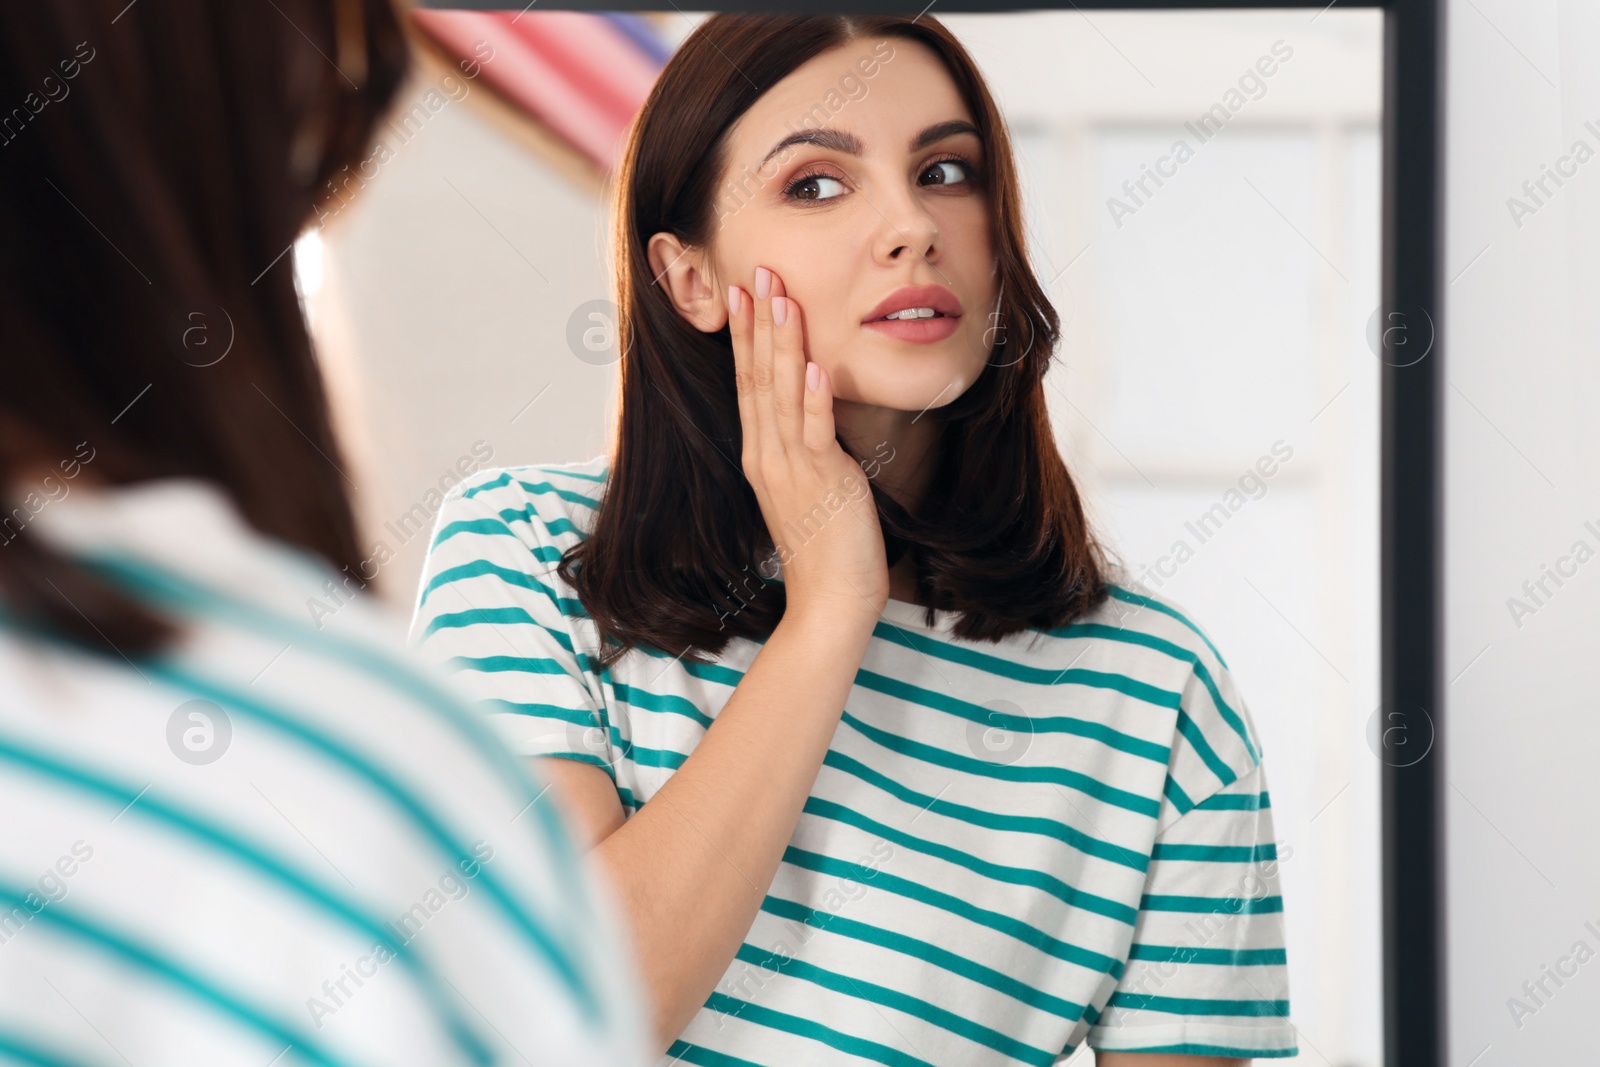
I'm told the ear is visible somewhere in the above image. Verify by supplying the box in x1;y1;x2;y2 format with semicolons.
647;231;726;333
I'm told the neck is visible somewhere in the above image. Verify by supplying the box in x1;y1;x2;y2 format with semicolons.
833;399;941;513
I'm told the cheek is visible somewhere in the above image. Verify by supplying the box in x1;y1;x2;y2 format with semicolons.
966;309;1005;360
782;278;853;346
799;316;852;377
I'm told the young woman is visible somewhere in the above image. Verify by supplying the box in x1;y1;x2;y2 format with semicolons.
0;2;649;1064
412;14;1296;1066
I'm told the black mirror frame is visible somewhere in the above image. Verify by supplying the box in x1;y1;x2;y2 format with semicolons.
417;4;1446;1063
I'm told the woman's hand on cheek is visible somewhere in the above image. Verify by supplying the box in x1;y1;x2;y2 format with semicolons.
727;265;891;624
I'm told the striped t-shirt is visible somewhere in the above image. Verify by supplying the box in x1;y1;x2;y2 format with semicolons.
409;456;1299;1065
0;477;653;1067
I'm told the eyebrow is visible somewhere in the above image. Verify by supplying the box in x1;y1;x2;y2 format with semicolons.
759;119;981;171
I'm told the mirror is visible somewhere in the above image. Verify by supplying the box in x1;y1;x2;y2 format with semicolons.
298;7;1385;1063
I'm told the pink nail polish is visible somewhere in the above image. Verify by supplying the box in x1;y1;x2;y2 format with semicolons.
755;266;771;300
728;286;739;316
773;296;787;325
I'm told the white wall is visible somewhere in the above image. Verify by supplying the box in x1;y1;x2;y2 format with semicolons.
300;38;624;613
1443;1;1600;1064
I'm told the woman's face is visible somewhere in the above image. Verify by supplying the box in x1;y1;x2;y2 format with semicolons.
657;36;1000;414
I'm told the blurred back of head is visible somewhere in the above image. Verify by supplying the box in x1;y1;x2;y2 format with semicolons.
0;0;409;654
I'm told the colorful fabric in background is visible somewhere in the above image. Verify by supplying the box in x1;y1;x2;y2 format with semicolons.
411;10;670;172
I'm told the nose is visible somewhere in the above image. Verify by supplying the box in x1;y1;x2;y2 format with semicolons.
873;187;941;266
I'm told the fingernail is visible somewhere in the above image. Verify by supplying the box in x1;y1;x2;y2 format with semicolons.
755;266;771;300
727;285;739;316
806;361;819;392
773;296;787;326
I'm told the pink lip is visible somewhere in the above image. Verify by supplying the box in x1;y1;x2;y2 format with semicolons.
862;315;961;343
862;284;964;323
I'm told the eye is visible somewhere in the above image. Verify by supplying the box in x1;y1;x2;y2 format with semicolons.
783;169;847;203
920;155;974;187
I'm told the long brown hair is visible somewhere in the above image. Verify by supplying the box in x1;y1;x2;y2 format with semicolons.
564;13;1110;670
0;0;409;655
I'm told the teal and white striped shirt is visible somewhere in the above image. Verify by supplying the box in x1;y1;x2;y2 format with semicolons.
410;456;1298;1065
0;477;652;1067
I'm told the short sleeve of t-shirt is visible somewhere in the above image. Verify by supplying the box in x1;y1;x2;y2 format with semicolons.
407;467;622;784
1084;603;1298;1059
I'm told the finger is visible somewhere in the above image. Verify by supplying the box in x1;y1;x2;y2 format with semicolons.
801;350;836;454
770;283;807;453
768;289;806;454
750;265;777;452
727;284;759;457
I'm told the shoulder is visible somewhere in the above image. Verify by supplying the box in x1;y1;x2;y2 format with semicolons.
413;455;611;626
437;454;611;547
0;569;645;1063
1083;561;1264;823
1082;559;1234;678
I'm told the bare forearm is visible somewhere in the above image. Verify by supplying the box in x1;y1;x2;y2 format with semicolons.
589;606;874;1053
